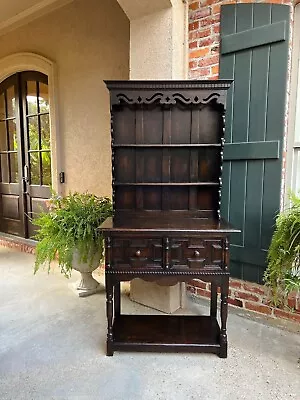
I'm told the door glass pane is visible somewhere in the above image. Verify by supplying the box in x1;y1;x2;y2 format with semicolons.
6;86;16;118
27;116;39;150
29;152;40;185
0;92;5;119
39;83;49;112
1;154;9;182
41;151;51;186
0;121;7;151
8;120;17;151
26;81;38;115
40;114;50;150
9;153;18;183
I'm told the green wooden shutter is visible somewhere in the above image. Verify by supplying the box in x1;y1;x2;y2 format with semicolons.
220;3;290;283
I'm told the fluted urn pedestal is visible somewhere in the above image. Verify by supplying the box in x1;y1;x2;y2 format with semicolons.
72;250;105;297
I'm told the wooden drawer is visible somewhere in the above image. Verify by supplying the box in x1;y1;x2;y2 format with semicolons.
169;238;223;270
111;238;163;269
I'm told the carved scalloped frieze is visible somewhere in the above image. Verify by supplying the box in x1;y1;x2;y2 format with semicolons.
110;90;227;106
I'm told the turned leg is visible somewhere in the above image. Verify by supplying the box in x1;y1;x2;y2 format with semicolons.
105;274;114;356
114;282;121;317
210;281;217;318
219;278;229;358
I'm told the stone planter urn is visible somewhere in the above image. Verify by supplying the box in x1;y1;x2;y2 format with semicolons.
72;250;105;297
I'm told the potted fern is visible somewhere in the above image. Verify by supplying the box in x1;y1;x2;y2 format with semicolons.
33;192;113;296
264;191;300;308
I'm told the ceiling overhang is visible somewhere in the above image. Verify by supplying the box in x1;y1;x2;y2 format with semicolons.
116;0;172;21
0;0;179;38
0;0;74;37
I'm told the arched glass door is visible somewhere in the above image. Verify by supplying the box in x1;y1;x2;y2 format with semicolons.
0;71;52;238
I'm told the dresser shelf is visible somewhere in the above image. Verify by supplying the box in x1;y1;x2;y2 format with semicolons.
112;144;222;148
114;182;219;186
113;315;221;354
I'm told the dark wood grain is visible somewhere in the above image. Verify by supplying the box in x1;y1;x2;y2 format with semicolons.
102;80;238;358
210;282;218;318
105;273;114;356
114;282;121;317
108;82;229;215
100;214;239;234
113;315;221;351
220;279;229;358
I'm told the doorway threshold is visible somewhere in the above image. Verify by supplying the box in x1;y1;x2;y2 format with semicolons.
0;232;36;254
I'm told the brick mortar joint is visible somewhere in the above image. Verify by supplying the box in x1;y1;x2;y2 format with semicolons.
189;278;299;308
232;290;264;302
189;286;300;321
0;239;36;254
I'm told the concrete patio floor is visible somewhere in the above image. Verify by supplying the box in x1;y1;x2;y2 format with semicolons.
0;246;299;400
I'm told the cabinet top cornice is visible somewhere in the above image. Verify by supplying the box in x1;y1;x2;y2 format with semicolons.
104;80;233;91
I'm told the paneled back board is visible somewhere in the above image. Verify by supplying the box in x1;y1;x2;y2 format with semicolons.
107;81;232;219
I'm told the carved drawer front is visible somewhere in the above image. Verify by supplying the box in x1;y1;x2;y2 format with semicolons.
111;238;163;268
170;238;223;270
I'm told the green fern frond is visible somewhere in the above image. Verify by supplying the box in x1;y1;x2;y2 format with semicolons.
33;191;113;278
264;191;300;307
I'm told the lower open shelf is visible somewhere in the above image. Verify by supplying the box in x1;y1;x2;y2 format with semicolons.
111;314;222;354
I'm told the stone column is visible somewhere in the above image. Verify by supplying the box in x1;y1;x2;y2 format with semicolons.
116;0;188;313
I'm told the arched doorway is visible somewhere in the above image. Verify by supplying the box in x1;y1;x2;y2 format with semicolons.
0;71;52;238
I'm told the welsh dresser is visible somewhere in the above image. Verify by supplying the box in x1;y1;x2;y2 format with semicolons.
99;80;240;358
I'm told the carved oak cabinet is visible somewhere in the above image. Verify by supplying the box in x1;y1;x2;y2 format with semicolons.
99;80;239;358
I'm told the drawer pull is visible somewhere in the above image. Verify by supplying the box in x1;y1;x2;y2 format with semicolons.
135;250;141;257
194;250;200;257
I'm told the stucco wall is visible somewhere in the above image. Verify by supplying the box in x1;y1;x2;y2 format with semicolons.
130;9;173;79
130;0;187;80
0;0;130;197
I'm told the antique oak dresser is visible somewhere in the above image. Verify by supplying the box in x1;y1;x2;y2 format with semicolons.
99;80;239;358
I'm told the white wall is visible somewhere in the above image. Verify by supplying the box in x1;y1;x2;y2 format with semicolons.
286;4;300;200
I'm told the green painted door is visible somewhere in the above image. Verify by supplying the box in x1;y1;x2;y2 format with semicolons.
220;4;290;283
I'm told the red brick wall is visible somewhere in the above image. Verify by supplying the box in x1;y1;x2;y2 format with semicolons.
187;279;300;323
188;0;293;80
